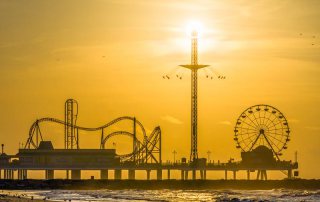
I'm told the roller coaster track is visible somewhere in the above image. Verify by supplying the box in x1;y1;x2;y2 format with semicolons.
25;116;146;149
24;116;161;164
114;127;161;163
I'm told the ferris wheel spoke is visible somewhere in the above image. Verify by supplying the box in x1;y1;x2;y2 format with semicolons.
242;141;254;151
250;110;262;129
243;114;260;129
240;128;258;134
267;130;286;135
264;134;282;152
262;134;280;160
239;139;258;150
267;133;286;138
239;137;258;146
267;128;284;132
267;117;285;129
239;133;258;143
266;133;286;144
241;120;259;130
261;109;268;126
239;131;260;138
265;113;280;129
264;116;278;130
270;125;285;134
262;114;274;128
249;133;262;151
240;127;258;133
267;131;287;138
263;108;274;125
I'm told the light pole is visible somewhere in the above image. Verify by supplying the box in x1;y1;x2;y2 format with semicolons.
173;150;177;164
207;150;211;162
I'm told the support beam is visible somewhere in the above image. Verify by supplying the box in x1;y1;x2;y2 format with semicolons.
225;170;228;180
45;170;54;180
180;170;184;180
100;170;108;180
247;170;250;180
146;170;151;180
204;170;207;180
23;170;27;180
200;170;204;180
233;171;237;180
18;170;22;180
157;169;162;180
114;169;122;180
261;170;267;180
167;169;171;180
288;169;292;179
184;170;189;180
128;170;135;180
71;170;81;180
257;170;260;180
192;170;196;180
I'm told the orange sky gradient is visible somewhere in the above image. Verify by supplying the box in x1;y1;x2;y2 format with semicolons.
0;0;320;179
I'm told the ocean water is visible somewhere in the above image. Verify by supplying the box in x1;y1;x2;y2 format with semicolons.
5;189;320;202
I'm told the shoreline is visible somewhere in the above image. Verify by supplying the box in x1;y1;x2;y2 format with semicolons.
0;191;46;202
0;179;319;190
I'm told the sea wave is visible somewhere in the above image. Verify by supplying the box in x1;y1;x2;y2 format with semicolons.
4;189;320;202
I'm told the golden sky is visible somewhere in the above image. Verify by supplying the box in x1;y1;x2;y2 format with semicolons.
0;0;320;179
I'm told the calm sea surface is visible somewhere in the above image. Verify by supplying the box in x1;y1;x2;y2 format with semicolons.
5;189;320;202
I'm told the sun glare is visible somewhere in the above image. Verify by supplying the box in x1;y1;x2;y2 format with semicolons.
186;21;203;38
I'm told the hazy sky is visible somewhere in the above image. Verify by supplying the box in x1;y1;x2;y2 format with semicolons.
0;0;320;179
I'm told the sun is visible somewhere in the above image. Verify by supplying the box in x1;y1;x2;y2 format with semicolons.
186;21;204;38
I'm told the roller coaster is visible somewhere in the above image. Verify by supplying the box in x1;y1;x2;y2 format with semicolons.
24;99;161;165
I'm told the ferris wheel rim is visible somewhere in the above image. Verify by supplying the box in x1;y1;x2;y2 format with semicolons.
234;104;290;157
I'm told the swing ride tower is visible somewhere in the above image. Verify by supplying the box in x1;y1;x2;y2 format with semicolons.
180;30;209;163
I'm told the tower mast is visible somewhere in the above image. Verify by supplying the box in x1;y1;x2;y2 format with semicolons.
180;30;209;162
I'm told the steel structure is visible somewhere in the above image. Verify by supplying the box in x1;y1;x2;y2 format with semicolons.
180;30;209;162
65;99;79;149
234;104;290;160
24;100;161;164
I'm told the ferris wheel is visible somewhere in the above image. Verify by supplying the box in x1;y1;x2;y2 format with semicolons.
234;104;290;159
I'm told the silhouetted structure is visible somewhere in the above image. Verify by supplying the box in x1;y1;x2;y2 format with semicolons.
0;100;298;181
65;99;79;149
234;104;297;180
